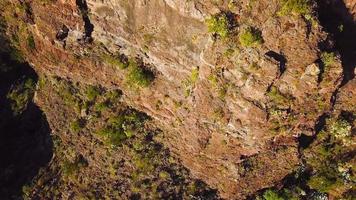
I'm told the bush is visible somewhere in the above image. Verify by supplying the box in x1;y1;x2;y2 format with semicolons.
62;156;88;177
70;119;86;133
85;85;101;101
329;119;351;139
96;110;147;147
267;86;292;106
307;174;343;194
206;14;230;38
321;52;336;67
97;127;127;147
239;27;263;47
190;67;199;83
263;189;284;200
102;54;129;70
127;60;154;88
7;78;36;115
27;34;36;50
94;101;111;112
278;0;312;16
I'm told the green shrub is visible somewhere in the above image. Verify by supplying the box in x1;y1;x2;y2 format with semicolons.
97;127;127;147
54;78;82;112
96;110;147;147
94;101;111;112
329;119;351;140
307;174;343;193
62;156;88;177
267;86;292;106
239;27;263;47
127;60;154;88
190;67;199;83
70;119;85;133
102;54;128;69
85;85;101;101
7;78;36;115
263;189;284;200
206;14;230;38
27;34;36;50
321;52;337;67
104;90;122;100
278;0;312;16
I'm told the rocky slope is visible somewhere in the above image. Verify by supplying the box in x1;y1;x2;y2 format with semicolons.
0;0;355;199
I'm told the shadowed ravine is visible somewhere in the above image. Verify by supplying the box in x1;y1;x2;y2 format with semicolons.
0;31;53;199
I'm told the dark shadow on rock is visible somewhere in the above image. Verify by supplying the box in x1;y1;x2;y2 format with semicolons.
0;52;53;199
317;0;356;86
265;51;287;75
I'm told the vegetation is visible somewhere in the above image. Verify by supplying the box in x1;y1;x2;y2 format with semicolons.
329;119;352;139
183;67;200;97
190;67;199;84
54;77;83;112
7;78;36;115
62;155;88;178
258;113;354;199
70;118;86;133
321;52;337;67
27;34;35;50
278;0;312;16
262;189;284;200
239;27;263;47
206;13;230;38
85;85;101;101
102;53;129;70
267;86;293;106
102;52;154;88
96;110;147;147
127;59;154;88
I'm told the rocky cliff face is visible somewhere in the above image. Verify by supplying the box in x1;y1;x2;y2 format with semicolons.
1;0;355;199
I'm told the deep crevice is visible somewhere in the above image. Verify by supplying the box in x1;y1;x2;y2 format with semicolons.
317;0;356;86
76;0;94;43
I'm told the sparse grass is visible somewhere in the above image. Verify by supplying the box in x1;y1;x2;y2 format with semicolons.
239;27;263;47
206;13;230;39
278;0;312;16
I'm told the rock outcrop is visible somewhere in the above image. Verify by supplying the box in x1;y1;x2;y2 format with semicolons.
1;0;354;199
